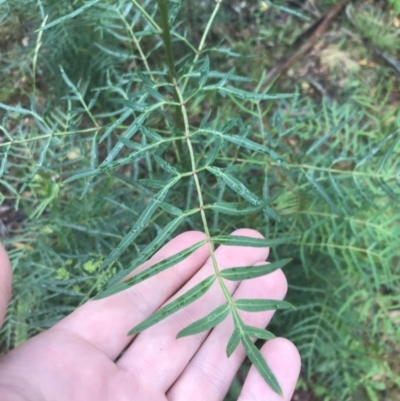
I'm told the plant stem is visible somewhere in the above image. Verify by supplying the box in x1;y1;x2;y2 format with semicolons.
174;78;234;307
157;0;183;158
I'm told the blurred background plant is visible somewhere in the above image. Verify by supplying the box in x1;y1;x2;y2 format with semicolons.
0;0;399;400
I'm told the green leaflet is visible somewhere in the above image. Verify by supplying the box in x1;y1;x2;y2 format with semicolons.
99;109;133;143
176;304;229;338
207;166;260;205
198;57;210;88
207;199;275;216
220;258;291;281
205;136;222;166
223;134;288;168
140;126;163;141
19;134;53;193
356;131;397;168
234;299;295;312
218;86;291;101
226;328;241;357
64;137;167;182
200;109;212;128
0;143;11;177
158;202;183;216
139;179;167;188
306;116;357;156
145;85;164;102
118;136;143;150
377;132;400;174
168;0;181;23
243;325;275;341
262;0;310;20
305;170;343;217
241;335;282;396
100;112;146;160
128;275;216;335
212;235;296;247
97;178;179;272
95;240;206;299
107;215;184;287
37;0;101;31
154;154;180;175
328;173;354;215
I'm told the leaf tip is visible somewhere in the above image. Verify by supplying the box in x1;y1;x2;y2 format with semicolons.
127;327;139;336
176;330;185;339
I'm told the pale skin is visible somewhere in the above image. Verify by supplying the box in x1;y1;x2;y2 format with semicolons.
0;228;301;401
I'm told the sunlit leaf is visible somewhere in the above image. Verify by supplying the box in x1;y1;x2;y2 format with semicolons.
234;299;295;312
177;304;229;338
128;275;216;335
221;258;291;281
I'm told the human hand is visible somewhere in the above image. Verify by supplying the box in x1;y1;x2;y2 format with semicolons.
0;229;300;401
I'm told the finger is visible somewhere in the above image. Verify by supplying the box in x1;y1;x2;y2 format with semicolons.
117;228;269;393
53;231;210;359
0;241;12;327
238;338;301;401
167;267;287;401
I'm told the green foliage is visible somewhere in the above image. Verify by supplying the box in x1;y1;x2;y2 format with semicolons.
1;0;400;400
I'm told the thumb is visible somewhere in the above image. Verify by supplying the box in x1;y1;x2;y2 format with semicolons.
0;241;12;327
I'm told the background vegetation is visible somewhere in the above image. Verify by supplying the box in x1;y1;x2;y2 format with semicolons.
0;0;399;400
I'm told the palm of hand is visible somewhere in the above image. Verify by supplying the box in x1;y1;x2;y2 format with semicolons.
0;230;300;401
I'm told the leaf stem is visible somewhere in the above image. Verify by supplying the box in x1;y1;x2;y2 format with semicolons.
173;78;233;307
156;0;183;157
